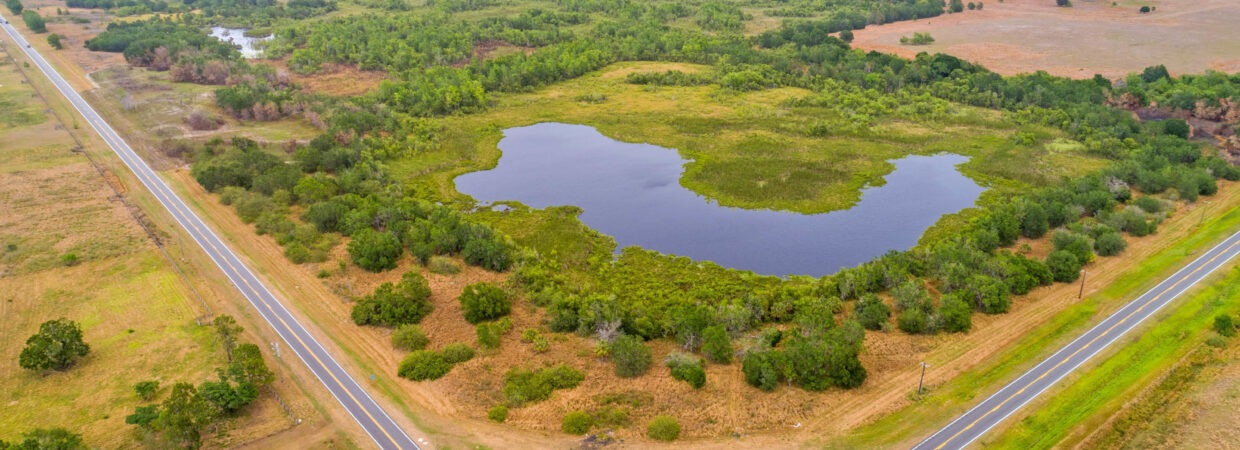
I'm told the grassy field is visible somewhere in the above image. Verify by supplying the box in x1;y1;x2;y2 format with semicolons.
420;61;1108;215
0;48;223;445
835;192;1240;448
987;263;1240;448
0;39;322;447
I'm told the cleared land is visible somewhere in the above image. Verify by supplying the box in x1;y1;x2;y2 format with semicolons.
851;0;1240;79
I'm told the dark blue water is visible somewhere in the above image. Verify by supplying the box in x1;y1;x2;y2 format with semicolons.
455;123;986;276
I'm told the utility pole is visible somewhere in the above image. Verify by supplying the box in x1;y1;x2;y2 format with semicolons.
918;362;929;396
1078;270;1087;299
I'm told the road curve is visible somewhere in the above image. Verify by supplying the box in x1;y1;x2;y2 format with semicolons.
915;227;1240;449
0;15;420;450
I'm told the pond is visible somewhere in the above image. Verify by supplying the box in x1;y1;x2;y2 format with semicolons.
454;123;987;277
209;27;272;59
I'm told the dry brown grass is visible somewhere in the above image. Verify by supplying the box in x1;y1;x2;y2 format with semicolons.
851;0;1240;79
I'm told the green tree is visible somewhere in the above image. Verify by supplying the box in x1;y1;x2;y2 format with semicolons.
19;318;90;372
897;307;928;334
228;343;274;386
950;0;964;12
1094;231;1127;256
212;315;243;360
647;415;681;441
940;295;973;333
665;353;706;389
3;428;85;449
46;33;63;50
347;229;403;272
1163;118;1190;139
1215;314;1236;337
5;0;22;15
742;350;783;391
391;324;429;351
1021;202;1049;238
352;272;434;326
561;411;593;435
611;334;652;378
151;382;218;449
458;282;510;324
197;372;259;415
397;350;452;381
21;10;45;33
838;30;854;43
1046;250;1083;282
134;380;160;401
700;325;732;363
853;294;892;330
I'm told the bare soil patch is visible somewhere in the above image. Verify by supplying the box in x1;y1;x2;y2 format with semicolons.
260;59;388;97
851;0;1240;79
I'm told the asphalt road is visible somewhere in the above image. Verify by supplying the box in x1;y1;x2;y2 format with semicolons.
0;15;420;450
915;228;1240;449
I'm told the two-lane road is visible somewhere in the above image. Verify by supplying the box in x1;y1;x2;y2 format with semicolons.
0;14;419;450
917;227;1240;449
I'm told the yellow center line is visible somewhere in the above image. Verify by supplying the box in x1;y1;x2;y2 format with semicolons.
110;141;407;448
933;237;1240;450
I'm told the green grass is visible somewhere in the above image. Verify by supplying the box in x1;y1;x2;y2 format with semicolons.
834;198;1240;448
988;266;1240;448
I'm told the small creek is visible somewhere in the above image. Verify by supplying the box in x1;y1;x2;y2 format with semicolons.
454;122;987;276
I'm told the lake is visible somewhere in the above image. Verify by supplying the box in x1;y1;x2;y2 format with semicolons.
454;123;987;277
209;27;272;59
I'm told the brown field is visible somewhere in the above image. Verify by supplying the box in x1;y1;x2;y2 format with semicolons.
851;0;1240;79
0;29;365;448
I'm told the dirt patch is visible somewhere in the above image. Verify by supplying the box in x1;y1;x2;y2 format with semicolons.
450;40;536;68
850;0;1240;79
259;59;388;97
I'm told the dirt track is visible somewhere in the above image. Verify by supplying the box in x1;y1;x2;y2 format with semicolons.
851;0;1240;79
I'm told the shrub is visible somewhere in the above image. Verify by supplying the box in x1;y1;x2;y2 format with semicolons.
1133;196;1162;214
488;404;508;423
853;295;892;330
939;296;973;333
521;328;539;342
347;229;403;272
441;343;475;364
1046;250;1083;282
742;350;782;391
134;380;159;401
647;415;681;441
1215;314;1236;337
1205;334;1228;348
838;30;853;43
561;411;593;434
532;336;550;353
351;272;433;326
1094;232;1127;256
611;334;652;378
503;365;585;407
428;255;460;275
701;325;732;363
477;322;502;349
391;324;429;351
397;350;452;381
459;282;511;324
898;308;928;334
1163;119;1190;139
665;353;706;389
